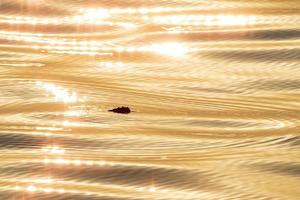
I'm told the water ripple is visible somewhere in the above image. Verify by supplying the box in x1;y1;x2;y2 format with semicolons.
0;0;300;199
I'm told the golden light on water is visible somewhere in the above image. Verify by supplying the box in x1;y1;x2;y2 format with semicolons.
42;158;110;167
150;43;188;57
1;0;300;199
15;185;65;195
26;185;37;192
79;9;110;20
36;81;86;103
41;146;65;154
151;15;256;26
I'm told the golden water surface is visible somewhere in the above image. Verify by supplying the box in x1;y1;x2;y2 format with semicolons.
0;0;300;199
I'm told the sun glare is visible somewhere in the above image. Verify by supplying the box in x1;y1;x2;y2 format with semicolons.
36;81;86;103
81;9;110;20
150;43;187;57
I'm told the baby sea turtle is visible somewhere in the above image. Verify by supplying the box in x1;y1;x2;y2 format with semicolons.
108;106;131;114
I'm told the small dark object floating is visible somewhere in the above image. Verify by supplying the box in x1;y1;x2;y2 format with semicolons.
108;106;131;114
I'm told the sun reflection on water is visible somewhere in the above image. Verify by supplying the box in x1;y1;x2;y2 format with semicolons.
16;185;66;194
150;43;188;57
41;146;65;154
42;158;112;167
1;1;298;199
79;9;110;20
150;14;256;26
36;81;83;103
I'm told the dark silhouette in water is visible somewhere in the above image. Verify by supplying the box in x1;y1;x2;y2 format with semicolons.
108;106;131;114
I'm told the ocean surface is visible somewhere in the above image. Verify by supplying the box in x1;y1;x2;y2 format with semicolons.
0;0;300;199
